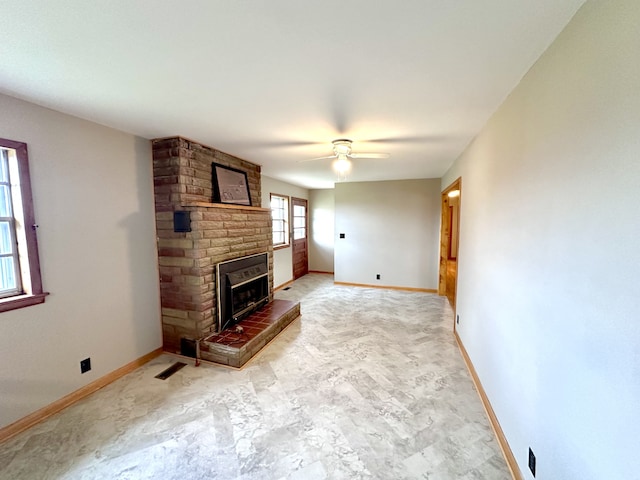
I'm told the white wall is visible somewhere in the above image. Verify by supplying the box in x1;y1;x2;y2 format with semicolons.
334;179;440;289
261;176;309;288
0;94;162;429
442;1;640;478
309;189;335;273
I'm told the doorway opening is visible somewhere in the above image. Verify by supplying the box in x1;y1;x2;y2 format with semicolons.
438;178;461;328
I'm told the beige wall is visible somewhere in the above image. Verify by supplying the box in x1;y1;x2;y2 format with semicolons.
308;189;335;273
334;179;441;289
442;0;640;477
0;93;162;429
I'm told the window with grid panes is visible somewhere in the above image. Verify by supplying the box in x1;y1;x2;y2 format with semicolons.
270;193;289;248
0;149;21;297
0;138;47;312
293;203;306;240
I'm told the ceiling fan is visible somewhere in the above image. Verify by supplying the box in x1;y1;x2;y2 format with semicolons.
300;139;389;179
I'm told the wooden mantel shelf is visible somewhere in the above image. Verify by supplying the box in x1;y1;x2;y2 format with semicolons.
182;202;270;213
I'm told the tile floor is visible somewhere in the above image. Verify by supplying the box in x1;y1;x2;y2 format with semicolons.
0;274;511;479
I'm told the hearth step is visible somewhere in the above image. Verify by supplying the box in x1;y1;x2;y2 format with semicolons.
155;362;187;380
200;299;300;368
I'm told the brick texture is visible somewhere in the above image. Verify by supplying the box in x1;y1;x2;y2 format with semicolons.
152;136;273;354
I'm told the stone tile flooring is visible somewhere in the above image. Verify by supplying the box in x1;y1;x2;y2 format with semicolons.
0;274;511;479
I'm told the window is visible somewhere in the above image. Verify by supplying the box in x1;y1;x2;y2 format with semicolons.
0;138;47;312
0;150;21;297
270;193;289;249
292;202;306;240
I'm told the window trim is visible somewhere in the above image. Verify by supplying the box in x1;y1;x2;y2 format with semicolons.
0;151;23;297
0;138;48;313
270;193;290;250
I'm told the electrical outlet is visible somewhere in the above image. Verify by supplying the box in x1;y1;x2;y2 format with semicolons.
528;448;536;477
80;358;91;374
456;314;460;325
376;274;381;280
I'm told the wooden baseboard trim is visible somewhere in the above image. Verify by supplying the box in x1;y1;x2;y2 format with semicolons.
334;281;437;294
308;270;334;275
0;347;163;444
454;332;522;480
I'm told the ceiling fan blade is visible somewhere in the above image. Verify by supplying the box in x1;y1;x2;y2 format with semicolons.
365;135;447;144
297;155;336;163
350;153;390;159
246;139;323;148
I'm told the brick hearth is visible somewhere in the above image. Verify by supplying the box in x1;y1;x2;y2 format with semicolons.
200;299;300;367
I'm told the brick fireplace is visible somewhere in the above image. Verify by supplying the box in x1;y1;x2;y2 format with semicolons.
152;136;276;356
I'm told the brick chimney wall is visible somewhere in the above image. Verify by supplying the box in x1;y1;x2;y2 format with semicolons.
152;137;273;354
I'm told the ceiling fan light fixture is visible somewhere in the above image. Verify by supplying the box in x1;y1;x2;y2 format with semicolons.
332;154;351;180
299;138;386;181
332;139;353;156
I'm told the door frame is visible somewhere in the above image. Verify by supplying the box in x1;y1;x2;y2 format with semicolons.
438;177;462;329
291;197;309;279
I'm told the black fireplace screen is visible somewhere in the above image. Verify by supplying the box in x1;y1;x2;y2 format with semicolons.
216;253;269;332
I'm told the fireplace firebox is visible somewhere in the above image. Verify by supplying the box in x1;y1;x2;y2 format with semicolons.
216;253;269;332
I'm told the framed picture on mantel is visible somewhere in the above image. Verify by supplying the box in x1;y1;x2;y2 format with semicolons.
211;162;252;206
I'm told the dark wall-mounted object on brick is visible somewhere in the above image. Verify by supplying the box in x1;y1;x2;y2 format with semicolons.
173;211;192;232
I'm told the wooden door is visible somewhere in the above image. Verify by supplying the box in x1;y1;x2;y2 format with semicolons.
291;197;308;279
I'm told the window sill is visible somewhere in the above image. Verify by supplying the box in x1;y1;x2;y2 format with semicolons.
0;292;49;313
274;244;290;251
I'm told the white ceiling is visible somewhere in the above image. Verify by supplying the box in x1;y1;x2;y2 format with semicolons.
1;0;585;189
